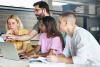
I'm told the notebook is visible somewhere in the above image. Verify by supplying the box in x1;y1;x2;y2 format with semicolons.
0;42;20;60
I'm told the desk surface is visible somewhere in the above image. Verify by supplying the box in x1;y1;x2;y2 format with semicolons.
0;57;98;67
0;57;28;67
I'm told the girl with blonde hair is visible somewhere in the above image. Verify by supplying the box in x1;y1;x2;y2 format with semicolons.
6;15;33;55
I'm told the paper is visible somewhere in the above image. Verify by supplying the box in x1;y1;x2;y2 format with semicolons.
0;37;4;42
29;57;48;63
29;63;66;67
28;57;66;67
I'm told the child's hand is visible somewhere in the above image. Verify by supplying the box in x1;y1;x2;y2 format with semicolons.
6;30;13;35
47;55;59;62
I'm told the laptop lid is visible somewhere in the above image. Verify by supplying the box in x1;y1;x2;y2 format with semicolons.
0;42;20;60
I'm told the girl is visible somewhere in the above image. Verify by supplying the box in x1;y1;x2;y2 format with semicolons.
6;15;33;55
33;16;65;57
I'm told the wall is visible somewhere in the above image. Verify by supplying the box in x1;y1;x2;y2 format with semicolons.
0;6;37;33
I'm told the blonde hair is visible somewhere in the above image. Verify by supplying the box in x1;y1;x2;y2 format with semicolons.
6;15;23;31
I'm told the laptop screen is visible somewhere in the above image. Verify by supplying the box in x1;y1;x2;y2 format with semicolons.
0;42;20;60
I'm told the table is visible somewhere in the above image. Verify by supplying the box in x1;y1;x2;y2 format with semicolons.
0;57;98;67
0;57;28;67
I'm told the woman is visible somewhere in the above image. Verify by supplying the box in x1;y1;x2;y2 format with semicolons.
6;15;33;55
32;16;65;57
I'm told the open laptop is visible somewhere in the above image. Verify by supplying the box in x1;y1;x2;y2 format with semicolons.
0;42;20;61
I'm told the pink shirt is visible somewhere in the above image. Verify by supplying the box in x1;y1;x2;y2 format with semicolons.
39;33;63;55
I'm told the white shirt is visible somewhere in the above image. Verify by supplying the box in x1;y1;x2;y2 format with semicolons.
63;26;100;66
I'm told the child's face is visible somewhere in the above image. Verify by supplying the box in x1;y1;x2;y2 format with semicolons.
59;17;67;32
59;15;76;33
39;22;46;32
7;19;19;30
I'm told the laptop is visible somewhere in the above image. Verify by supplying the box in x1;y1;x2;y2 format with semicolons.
0;42;20;61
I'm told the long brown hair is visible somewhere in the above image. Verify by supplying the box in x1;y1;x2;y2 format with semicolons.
40;16;65;49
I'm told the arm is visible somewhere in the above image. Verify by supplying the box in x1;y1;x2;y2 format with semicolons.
39;49;57;57
51;37;63;55
47;55;73;64
49;49;57;55
7;29;37;41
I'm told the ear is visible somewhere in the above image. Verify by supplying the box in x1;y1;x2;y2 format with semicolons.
43;8;46;13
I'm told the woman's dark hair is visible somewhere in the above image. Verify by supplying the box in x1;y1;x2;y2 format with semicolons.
40;16;65;49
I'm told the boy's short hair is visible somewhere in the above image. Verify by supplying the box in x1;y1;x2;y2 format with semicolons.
60;12;77;24
60;12;76;18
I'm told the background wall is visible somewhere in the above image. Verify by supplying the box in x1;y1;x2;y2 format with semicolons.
0;6;99;44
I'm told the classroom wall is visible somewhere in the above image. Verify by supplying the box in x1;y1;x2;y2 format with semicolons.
0;6;99;44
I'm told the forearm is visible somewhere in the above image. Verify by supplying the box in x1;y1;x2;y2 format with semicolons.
15;35;33;41
16;30;37;41
57;56;73;64
39;52;49;57
65;57;73;64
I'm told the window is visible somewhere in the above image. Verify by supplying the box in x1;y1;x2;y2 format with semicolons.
0;0;42;8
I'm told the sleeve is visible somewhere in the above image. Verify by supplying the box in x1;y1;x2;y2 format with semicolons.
63;35;71;57
72;56;89;64
72;31;90;64
51;37;62;54
63;46;71;57
33;21;39;33
38;34;42;46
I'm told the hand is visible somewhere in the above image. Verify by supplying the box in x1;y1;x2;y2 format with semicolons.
6;30;13;35
1;34;7;41
47;55;59;63
5;34;16;41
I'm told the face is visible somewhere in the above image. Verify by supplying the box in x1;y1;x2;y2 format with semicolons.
34;5;44;18
7;19;19;30
59;17;68;32
59;15;76;33
39;22;46;32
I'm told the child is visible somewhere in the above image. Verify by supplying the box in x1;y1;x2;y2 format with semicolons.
47;12;100;65
5;15;33;55
32;16;65;57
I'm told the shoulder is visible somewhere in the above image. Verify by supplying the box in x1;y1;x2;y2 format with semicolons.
39;33;47;38
76;27;92;38
52;36;61;41
19;29;29;34
74;27;95;44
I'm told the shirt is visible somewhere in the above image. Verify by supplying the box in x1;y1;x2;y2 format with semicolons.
9;29;33;53
33;21;40;33
63;35;71;57
61;32;67;45
63;26;100;65
39;33;63;55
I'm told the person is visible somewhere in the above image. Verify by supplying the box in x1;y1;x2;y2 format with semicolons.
5;1;50;41
47;12;100;65
5;15;33;55
32;16;65;57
